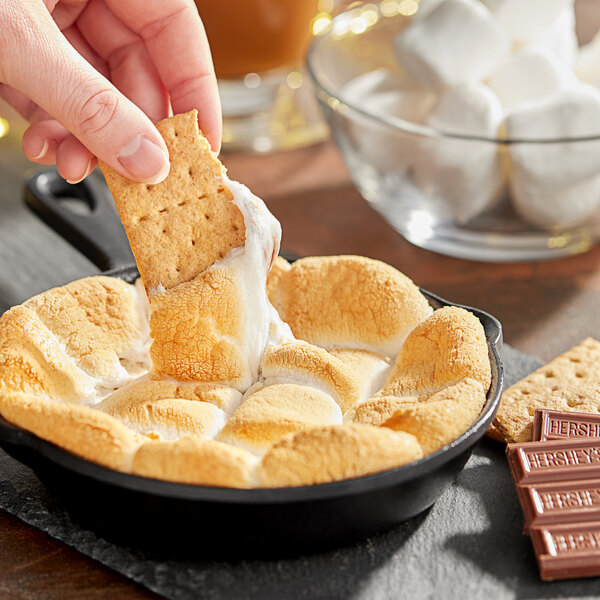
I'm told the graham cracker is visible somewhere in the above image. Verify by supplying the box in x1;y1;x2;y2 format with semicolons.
100;111;245;293
490;337;600;443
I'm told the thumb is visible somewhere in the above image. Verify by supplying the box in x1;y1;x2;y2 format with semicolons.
2;1;170;184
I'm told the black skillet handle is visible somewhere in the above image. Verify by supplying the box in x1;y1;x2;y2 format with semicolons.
24;168;135;272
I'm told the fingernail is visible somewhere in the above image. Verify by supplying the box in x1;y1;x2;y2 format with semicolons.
31;139;49;160
66;157;95;185
117;135;170;184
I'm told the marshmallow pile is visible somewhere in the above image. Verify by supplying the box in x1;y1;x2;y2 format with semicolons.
341;0;600;228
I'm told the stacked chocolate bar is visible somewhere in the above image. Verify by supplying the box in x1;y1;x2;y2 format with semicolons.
507;409;600;581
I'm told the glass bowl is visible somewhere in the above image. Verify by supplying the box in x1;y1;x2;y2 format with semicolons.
306;2;600;262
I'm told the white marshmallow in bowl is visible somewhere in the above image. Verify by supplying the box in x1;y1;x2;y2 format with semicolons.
487;48;575;111
576;30;600;86
340;69;436;174
535;5;577;66
413;82;505;223
340;68;429;115
393;0;510;91
482;0;570;44
506;85;600;228
506;85;600;187
510;170;600;229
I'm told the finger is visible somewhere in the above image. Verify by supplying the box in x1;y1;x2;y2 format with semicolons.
3;2;170;184
56;134;97;183
106;0;221;150
77;0;169;122
108;46;170;124
50;0;87;31
0;84;38;120
0;84;55;125
22;120;70;164
62;24;109;78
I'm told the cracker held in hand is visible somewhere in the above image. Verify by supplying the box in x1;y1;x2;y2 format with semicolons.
100;111;281;390
490;337;600;443
100;110;245;293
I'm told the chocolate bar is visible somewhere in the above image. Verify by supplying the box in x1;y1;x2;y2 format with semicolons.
532;409;600;442
508;410;600;580
530;521;600;581
518;479;600;527
507;438;600;484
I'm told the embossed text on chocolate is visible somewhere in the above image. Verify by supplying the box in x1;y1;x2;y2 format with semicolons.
549;529;600;554
547;418;600;439
537;488;600;512
525;447;600;470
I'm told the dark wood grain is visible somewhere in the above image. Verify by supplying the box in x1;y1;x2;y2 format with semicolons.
2;132;600;597
0;511;160;600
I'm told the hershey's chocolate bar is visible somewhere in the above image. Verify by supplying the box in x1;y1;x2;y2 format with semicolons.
507;439;600;484
530;521;600;581
509;410;600;580
518;479;600;528
532;409;600;442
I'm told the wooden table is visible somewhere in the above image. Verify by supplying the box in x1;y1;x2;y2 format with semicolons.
2;131;600;598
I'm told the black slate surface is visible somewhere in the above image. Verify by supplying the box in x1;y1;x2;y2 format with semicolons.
5;344;598;600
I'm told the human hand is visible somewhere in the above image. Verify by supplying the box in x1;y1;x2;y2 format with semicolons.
0;0;220;184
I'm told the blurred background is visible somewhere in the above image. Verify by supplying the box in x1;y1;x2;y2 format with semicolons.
3;0;600;275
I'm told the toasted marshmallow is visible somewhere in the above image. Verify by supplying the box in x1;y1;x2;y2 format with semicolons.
217;383;342;454
376;306;491;399
349;394;421;427
0;391;144;471
98;383;229;441
266;255;291;309
107;379;242;415
258;424;423;487
382;379;487;454
22;276;150;393
132;436;257;487
262;341;387;413
267;256;432;358
327;348;391;408
149;177;287;391
0;306;96;404
149;265;250;388
0;277;150;405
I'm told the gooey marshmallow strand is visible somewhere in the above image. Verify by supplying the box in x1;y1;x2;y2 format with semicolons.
215;177;294;391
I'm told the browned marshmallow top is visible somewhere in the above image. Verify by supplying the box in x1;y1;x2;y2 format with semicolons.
0;113;492;488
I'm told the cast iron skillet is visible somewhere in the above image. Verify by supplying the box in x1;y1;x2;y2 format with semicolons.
0;169;504;558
